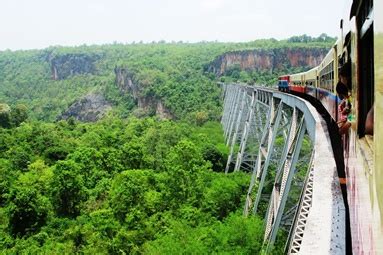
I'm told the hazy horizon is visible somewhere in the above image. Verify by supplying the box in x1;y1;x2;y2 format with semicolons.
1;0;349;51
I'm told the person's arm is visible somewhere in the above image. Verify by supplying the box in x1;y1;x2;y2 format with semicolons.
342;103;351;115
365;106;374;135
339;99;346;111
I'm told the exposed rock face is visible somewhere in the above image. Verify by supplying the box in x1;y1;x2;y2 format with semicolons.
115;68;140;98
207;48;328;76
50;54;99;80
155;100;173;119
114;67;173;119
58;93;112;122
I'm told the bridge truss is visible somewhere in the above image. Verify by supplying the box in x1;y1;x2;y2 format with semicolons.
221;84;346;254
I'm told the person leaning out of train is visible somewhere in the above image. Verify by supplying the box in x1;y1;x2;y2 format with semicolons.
339;62;351;91
336;81;352;135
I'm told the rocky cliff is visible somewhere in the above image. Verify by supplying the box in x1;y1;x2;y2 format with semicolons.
58;93;112;122
207;47;328;76
49;53;100;80
114;67;173;119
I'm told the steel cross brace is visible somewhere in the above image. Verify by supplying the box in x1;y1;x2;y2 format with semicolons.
285;152;315;254
233;91;256;172
252;100;284;212
225;89;249;173
222;85;236;138
222;85;238;137
225;87;244;143
264;114;307;252
243;98;283;216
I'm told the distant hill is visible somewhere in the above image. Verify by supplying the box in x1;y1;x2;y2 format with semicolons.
0;35;335;122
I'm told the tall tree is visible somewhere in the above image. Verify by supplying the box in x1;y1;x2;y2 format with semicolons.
0;103;11;128
51;160;86;217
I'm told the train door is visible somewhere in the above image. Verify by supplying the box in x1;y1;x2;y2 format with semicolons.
349;17;359;137
338;33;352;127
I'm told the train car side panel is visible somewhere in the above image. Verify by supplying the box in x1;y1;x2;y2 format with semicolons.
344;0;383;253
278;75;290;92
373;1;383;252
305;67;319;98
289;72;306;94
318;48;338;120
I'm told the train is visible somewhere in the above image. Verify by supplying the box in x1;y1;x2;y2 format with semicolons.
278;0;382;253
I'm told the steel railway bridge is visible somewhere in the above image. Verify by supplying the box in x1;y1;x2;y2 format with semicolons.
221;83;345;254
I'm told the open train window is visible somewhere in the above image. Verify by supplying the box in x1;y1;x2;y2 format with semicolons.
357;0;374;137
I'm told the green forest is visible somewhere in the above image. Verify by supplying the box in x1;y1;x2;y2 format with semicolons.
0;36;334;254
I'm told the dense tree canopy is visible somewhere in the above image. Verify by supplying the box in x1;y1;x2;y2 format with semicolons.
0;117;268;253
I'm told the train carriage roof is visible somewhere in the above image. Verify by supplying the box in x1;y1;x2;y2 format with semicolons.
290;72;305;81
305;66;318;80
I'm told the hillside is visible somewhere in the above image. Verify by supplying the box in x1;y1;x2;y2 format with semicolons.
0;36;334;122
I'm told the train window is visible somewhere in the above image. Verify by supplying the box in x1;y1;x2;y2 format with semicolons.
319;62;335;91
358;25;374;136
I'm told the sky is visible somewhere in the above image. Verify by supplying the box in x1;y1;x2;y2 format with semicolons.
0;0;349;51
